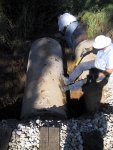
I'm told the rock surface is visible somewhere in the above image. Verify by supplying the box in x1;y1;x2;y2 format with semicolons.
21;37;67;119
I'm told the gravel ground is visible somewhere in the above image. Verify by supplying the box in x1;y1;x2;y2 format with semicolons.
0;76;113;150
0;97;113;150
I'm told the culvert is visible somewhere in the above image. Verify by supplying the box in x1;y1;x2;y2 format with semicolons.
21;38;111;120
20;37;86;120
20;38;96;120
21;37;67;119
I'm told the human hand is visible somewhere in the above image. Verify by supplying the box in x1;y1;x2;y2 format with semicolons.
96;72;106;83
98;72;106;78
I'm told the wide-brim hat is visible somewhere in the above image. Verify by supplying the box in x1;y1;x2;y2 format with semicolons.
93;35;112;49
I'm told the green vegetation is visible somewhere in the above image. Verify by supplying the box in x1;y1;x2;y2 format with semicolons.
80;4;113;38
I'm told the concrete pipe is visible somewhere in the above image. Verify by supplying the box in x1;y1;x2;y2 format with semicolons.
77;40;96;80
75;40;99;113
21;37;67;119
68;40;96;99
74;39;94;60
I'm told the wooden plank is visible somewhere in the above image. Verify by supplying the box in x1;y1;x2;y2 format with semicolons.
39;127;49;150
48;127;60;150
0;126;12;150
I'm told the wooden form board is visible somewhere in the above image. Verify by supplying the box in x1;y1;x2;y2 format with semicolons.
0;126;12;150
39;127;60;150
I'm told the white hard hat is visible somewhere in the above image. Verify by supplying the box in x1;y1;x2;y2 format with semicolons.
58;13;77;31
93;35;112;49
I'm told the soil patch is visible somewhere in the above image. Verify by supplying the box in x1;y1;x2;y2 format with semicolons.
0;42;30;120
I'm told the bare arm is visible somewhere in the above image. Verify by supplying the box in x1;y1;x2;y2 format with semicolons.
98;68;113;77
105;68;113;74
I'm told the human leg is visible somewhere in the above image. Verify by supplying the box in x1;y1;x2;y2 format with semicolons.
64;78;87;91
66;60;95;85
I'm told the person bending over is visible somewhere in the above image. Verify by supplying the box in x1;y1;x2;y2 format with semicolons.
58;12;87;58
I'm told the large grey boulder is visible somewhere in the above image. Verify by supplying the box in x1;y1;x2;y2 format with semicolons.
21;38;67;119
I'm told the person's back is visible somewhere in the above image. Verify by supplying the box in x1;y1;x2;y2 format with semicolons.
58;12;87;57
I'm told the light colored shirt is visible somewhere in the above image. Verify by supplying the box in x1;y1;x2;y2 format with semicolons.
64;21;78;48
58;13;77;31
95;44;113;71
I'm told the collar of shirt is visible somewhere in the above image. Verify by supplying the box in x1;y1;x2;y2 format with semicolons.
103;43;113;53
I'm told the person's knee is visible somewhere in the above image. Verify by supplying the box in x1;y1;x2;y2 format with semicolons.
78;62;86;70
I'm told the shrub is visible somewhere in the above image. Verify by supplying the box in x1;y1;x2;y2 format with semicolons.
79;4;113;38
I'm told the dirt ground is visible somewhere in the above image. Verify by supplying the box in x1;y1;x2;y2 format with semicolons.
0;42;31;120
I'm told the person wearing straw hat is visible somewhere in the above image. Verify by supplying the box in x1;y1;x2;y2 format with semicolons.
63;35;113;92
58;12;87;58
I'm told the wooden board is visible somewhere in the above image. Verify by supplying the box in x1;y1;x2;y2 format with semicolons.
48;127;60;150
0;126;12;150
39;127;60;150
39;127;49;150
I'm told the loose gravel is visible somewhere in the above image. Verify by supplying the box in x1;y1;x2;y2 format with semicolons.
0;98;113;149
0;77;113;150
